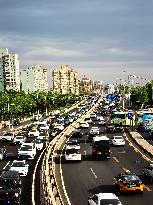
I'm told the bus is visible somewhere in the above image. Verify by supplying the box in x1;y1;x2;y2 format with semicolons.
111;111;135;126
136;110;153;125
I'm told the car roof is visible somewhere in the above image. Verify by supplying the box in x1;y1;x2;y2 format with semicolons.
1;170;20;179
96;193;118;200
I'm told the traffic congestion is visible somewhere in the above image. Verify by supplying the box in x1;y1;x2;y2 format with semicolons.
0;93;153;205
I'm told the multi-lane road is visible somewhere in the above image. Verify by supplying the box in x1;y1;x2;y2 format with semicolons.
56;119;153;205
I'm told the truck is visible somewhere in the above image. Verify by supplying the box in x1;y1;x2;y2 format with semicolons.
91;135;110;159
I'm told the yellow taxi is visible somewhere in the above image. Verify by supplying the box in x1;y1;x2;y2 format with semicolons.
114;173;144;193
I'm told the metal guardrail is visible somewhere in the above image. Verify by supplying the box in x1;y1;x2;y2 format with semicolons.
40;96;103;205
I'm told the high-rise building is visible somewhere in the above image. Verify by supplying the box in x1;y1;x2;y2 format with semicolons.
79;76;93;93
20;64;48;93
0;48;20;91
52;65;79;94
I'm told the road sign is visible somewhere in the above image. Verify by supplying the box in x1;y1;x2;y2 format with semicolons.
128;112;135;120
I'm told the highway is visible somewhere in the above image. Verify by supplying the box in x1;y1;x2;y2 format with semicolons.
57;119;153;205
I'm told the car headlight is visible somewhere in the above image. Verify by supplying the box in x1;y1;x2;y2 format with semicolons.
15;193;19;197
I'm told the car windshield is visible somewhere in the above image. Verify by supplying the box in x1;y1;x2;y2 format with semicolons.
3;133;12;136
20;145;32;151
114;136;123;139
15;136;23;139
100;199;120;205
39;133;45;136
0;179;19;190
12;162;25;167
66;149;80;155
67;141;79;145
123;175;140;182
0;149;4;154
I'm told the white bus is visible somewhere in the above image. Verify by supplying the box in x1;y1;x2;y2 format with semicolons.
65;144;81;161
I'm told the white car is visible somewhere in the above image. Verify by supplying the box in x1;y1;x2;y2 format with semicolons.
111;135;125;146
9;160;29;176
79;122;90;128
84;117;92;124
0;132;14;141
90;127;100;135
37;131;49;140
88;193;123;205
13;135;26;145
34;139;44;150
28;129;39;137
54;123;64;131
97;115;104;121
18;143;36;159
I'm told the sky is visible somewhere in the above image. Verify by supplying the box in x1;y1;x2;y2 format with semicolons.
0;0;153;87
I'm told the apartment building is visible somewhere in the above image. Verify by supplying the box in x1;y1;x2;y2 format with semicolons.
52;65;79;94
79;76;93;94
21;64;48;93
0;48;20;91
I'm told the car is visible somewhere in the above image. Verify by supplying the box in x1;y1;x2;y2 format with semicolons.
98;119;105;125
114;173;144;193
9;160;29;176
88;193;123;205
37;131;49;140
111;135;125;146
84;117;92;124
90;127;100;135
71;129;83;138
90;113;96;118
37;123;49;131
18;142;36;160
79;121;90;128
28;129;39;137
65;140;80;148
137;123;151;133
54;123;64;131
105;124;116;133
143;164;153;182
13;135;26;145
12;119;20;126
149;129;153;138
0;147;7;160
0;170;21;204
0;132;14;141
33;139;44;150
97;115;104;121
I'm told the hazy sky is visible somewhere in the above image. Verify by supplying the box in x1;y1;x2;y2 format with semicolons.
0;0;153;87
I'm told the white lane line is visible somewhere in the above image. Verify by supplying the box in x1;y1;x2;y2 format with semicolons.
84;150;87;156
3;161;10;170
32;148;46;205
85;139;86;144
90;168;98;179
113;156;119;163
144;185;152;192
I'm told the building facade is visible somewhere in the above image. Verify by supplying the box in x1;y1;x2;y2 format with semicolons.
21;64;48;93
0;48;20;91
79;76;93;94
52;65;79;94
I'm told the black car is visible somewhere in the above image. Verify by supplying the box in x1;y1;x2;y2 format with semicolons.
0;170;21;204
105;124;116;133
71;129;83;138
12;119;20;126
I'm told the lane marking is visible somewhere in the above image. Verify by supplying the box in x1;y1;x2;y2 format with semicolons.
84;150;87;156
144;185;152;192
113;156;119;163
3;161;10;170
90;168;98;179
122;167;130;172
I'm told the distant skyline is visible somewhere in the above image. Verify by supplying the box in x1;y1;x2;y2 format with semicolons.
0;0;153;87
